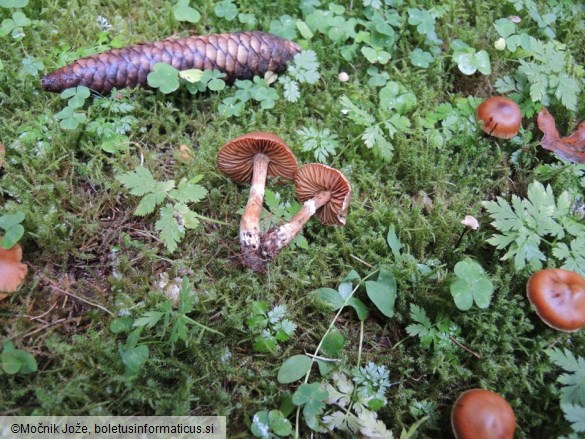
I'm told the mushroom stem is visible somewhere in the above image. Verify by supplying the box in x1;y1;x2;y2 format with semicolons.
262;190;332;261
240;153;270;256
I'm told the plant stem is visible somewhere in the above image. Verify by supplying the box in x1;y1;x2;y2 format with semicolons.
293;268;379;439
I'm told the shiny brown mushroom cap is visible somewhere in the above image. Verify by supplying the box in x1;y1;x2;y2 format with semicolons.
294;163;351;226
0;237;28;295
451;389;516;439
217;131;298;184
476;96;522;139
527;268;585;332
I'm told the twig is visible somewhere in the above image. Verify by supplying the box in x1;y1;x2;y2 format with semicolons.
19;318;68;339
47;282;114;317
349;254;374;268
450;335;481;359
304;353;341;362
26;301;58;320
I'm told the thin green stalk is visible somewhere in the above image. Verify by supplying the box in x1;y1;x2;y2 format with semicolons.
294;268;379;439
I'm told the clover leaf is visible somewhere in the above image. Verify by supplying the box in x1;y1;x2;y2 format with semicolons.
147;62;180;94
172;0;200;23
410;48;434;68
214;0;238;21
450;259;494;310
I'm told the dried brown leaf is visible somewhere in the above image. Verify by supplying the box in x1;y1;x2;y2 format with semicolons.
537;107;585;164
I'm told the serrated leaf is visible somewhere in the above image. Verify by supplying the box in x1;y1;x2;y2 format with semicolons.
561;404;585;432
134;192;165;216
155;204;183;252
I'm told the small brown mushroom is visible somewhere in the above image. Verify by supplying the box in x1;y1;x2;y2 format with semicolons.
451;389;516;439
217;132;298;269
0;237;28;299
0;143;5;170
261;163;351;263
526;268;585;332
476;96;522;139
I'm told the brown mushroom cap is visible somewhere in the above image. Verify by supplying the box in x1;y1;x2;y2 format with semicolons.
294;163;351;226
476;96;522;139
451;389;516;439
0;237;28;295
217;131;298;184
526;268;585;332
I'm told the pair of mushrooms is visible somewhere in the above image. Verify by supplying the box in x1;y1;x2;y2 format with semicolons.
217;132;351;271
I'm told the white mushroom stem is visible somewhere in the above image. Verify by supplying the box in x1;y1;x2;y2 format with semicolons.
240;153;269;253
262;190;331;260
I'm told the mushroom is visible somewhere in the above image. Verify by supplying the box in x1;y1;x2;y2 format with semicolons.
262;163;351;263
0;237;28;299
451;389;516;439
217;132;298;269
476;96;522;139
526;268;585;332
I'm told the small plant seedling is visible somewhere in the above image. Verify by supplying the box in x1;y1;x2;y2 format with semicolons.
1;341;37;374
297;126;339;163
451;39;491;75
251;410;293;438
214;0;238;21
450;259;494;310
147;63;226;95
406;304;461;351
246;301;297;353
172;0;200;23
116;167;226;252
483;181;585;273
55;86;90;130
0;211;25;249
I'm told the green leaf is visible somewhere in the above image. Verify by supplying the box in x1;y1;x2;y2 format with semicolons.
116;167;174;197
133;311;164;329
172;0;201;23
410;48;433;68
0;0;28;7
493;17;516;39
169;179;208;204
147;63;180;94
1;341;37;374
379;81;417;113
361;46;391;64
450;259;493;310
365;267;397;317
118;343;149;376
214;0;238;21
269;14;297;40
407;8;435;35
251;410;292;438
292;382;328;418
561;404;585;432
179;69;203;83
278;355;312;383
156;204;183;252
347;297;369;321
110;316;134;334
386;226;402;259
315;287;345;310
321;329;345;358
